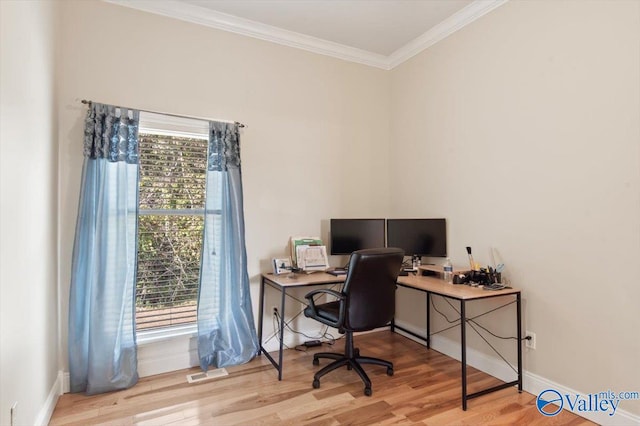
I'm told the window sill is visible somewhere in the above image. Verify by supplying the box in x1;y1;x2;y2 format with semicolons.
137;324;197;346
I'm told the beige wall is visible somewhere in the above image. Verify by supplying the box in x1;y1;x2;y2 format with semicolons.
5;0;637;421
56;0;390;372
0;1;60;425
390;0;640;415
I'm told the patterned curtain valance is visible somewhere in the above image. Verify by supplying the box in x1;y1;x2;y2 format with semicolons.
208;121;240;171
84;103;140;164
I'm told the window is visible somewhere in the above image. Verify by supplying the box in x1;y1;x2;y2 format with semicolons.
135;113;209;332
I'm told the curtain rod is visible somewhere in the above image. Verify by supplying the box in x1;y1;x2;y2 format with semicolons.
80;99;246;128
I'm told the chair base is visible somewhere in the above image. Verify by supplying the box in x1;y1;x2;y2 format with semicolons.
311;334;393;396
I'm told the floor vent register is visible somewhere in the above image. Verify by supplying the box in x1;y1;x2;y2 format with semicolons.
186;368;229;383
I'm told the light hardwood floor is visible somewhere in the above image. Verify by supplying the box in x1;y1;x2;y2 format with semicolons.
50;331;593;425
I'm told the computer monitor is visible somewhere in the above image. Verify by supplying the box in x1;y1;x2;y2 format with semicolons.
330;218;386;255
386;218;447;258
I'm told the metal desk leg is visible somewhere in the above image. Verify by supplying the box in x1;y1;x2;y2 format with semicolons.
257;277;265;356
426;292;431;349
277;288;286;380
461;300;467;411
517;292;523;392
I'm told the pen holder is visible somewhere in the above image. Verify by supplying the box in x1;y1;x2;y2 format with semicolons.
468;270;486;285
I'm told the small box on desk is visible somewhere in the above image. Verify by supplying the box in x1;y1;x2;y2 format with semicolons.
327;268;347;276
418;264;469;277
419;264;472;284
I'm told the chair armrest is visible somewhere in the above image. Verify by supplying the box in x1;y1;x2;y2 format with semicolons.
304;289;345;323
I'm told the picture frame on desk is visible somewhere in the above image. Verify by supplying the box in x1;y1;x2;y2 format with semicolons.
272;258;292;275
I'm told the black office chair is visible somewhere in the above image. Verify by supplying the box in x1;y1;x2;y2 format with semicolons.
303;247;404;396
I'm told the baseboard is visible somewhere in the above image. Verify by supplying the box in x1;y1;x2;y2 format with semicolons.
393;320;640;425
524;371;640;426
261;323;334;354
55;324;640;424
34;370;63;426
59;336;200;397
261;318;516;381
63;372;70;393
393;319;516;383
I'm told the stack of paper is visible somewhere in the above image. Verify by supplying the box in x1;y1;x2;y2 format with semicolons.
289;236;328;271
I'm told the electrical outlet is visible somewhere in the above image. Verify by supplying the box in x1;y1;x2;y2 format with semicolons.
10;402;17;426
525;331;536;350
271;306;278;316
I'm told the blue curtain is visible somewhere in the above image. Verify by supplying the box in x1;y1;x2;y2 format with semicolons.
68;103;140;394
197;121;259;370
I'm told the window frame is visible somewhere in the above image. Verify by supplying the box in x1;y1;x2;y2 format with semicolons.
135;112;210;341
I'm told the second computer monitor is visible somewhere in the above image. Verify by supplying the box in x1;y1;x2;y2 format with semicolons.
330;218;386;255
386;218;447;258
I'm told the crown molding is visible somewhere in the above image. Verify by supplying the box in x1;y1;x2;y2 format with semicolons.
104;0;507;70
387;0;509;68
104;0;390;69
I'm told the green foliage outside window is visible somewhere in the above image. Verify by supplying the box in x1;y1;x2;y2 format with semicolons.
135;134;207;329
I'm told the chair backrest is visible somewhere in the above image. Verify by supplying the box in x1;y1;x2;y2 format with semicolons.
342;247;405;331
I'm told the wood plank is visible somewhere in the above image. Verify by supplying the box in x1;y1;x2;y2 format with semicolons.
50;331;594;425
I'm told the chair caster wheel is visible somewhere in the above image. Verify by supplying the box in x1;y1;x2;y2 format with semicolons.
354;348;360;357
364;387;372;396
387;367;394;376
312;379;320;389
312;358;319;366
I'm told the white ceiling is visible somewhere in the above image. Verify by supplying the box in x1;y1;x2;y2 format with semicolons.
108;0;507;69
179;0;474;56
